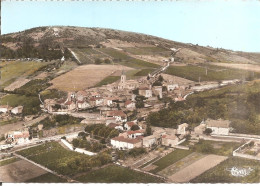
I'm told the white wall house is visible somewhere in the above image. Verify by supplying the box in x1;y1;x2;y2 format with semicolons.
11;106;23;114
111;136;142;150
205;119;231;135
0;105;12;113
139;88;153;98
77;101;90;109
167;84;179;91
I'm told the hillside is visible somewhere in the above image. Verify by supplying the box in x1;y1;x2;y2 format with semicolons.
1;26;260;64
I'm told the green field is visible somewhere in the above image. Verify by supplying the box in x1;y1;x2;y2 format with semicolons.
150;149;192;173
26;173;67;183
0;157;19;166
17;142;91;175
95;76;120;87
191;157;260;183
192;140;242;156
0;61;49;88
0;94;41;115
0;117;20;126
97;48;160;69
75;164;164;183
165;64;260;82
134;69;154;76
123;47;170;55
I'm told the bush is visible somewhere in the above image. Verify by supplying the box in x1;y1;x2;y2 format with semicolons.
128;147;146;158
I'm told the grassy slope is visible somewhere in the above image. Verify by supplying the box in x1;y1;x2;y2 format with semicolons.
150;149;192;173
76;164;164;183
0;61;48;88
94;76;120;87
0;157;19;166
97;48;160;69
26;173;67;183
165;64;260;82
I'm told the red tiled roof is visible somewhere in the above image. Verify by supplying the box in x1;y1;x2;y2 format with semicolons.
126;122;135;127
108;123;120;128
125;100;133;106
65;101;74;105
107;110;126;117
127;130;145;135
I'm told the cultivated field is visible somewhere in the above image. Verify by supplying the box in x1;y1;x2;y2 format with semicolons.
75;164;164;183
161;73;194;85
4;78;30;91
168;154;228;183
212;62;260;73
26;172;67;183
49;64;133;91
0;159;47;182
0;61;48;88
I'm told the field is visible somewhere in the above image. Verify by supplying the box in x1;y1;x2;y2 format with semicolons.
134;69;155;76
0;61;49;88
0;157;19;166
0;94;41;115
49;64;133;91
123;47;171;56
26;172;67;183
168;154;228;183
94;76;120;87
165;64;260;82
97;48;160;69
0;159;47;182
212;62;260;72
191;157;260;183
75;164;164;183
150;149;192;173
17;142;90;175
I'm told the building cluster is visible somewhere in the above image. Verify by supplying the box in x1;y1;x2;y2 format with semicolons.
5;128;30;145
0;105;23;115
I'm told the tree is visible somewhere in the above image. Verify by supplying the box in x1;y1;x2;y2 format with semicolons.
104;59;111;64
204;128;213;135
135;95;145;108
95;58;102;64
72;138;80;148
131;125;140;131
145;124;152;136
158;75;164;82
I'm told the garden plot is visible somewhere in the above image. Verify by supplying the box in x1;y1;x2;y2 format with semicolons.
168;154;227;183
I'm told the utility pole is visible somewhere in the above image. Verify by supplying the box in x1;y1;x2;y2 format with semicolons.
205;67;208;76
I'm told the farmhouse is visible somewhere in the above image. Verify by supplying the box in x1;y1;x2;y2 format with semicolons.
177;123;189;135
124;121;136;131
126;130;145;139
205;119;231;135
6;129;30;144
161;134;179;147
64;101;76;110
139;87;152;98
194;122;206;135
0;105;12;113
106;110;127;122
111;136;142;150
11;106;23;114
125;100;136;110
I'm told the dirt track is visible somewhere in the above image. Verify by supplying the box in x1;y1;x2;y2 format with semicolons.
168;154;227;183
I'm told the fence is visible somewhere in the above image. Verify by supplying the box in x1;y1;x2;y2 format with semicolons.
61;139;96;156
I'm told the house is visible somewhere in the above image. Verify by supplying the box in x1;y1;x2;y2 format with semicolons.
64;101;76;110
152;86;163;98
177;123;189;135
194;122;206;135
161;134;179;147
6;129;30;144
125;100;136;110
11;106;23;114
106;110;127;122
95;97;104;106
142;135;157;148
205;119;231;135
44;99;56;112
111;136;142;150
0;105;12;113
107;123;124;130
124;121;136;131
167;84;179;91
76;91;88;101
139;87;152;98
77;101;90;109
126;130;145;139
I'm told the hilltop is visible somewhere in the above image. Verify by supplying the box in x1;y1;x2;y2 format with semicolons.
1;26;260;64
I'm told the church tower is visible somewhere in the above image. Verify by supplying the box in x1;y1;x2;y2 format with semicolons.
121;70;126;84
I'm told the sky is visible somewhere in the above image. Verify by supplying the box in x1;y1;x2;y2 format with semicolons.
2;0;260;52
